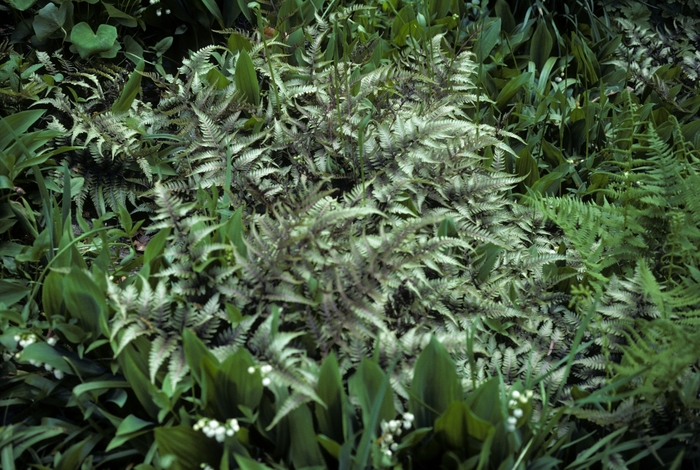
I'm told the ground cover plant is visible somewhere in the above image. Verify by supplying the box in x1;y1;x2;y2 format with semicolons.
1;0;699;468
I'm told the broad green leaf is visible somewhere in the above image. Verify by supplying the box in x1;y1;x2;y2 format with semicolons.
494;0;516;33
215;348;263;418
348;359;395;432
234;454;275;470
33;1;72;41
200;0;224;27
0;109;46;150
289;404;325;468
531;20;553;72
235;49;260;106
155;426;221;470
0;279;30;306
225;207;247;257
117;343;160;419
102;2;137;27
438;218;458;238
531;169;565;196
183;328;219;411
315;353;344;443
70;22;119;59
474;243;503;283
63;268;107;339
7;0;38;11
429;0;450;20
206;68;231;90
228;32;252;52
496;72;532;110
317;434;341;459
17;342;71;375
465;377;502;425
409;336;463;429
112;60;145;114
435;401;493;445
515;146;539;188
474;18;501;62
55;435;100;470
106;415;153;452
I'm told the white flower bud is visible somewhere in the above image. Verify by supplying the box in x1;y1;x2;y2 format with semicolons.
261;365;272;374
511;390;520;399
513;408;523;418
262;377;271;387
54;369;64;380
247;366;256;374
403;412;414;422
47;337;58;346
507;416;517;426
13;335;20;342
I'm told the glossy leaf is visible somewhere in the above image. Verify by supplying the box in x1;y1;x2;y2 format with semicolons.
288;404;325;468
474;18;501;62
348;359;394;432
215;347;263;418
496;72;532;110
315;353;345;443
531;20;553;73
434;401;494;446
235;49;260;106
409;336;462;429
112;60;145;114
70;23;119;59
154;426;221;470
63;268;108;339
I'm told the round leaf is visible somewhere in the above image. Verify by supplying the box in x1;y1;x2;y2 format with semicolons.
70;22;118;59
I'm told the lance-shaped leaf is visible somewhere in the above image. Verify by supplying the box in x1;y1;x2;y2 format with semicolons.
235;50;260;106
112;59;144;114
409;336;462;429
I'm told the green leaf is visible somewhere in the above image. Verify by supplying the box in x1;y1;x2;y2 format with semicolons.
102;2;137;27
17;342;72;375
474;18;501;62
183;328;219;411
494;0;516;33
496;72;532;110
33;1;71;42
234;49;260;106
474;243;503;283
215;348;263;418
206;68;231;90
465;377;502;426
315;353;345;443
112;60;145;114
348;359;395;432
234;454;275;470
409;336;463;429
0;279;30;306
531;20;553;72
200;0;224;28
117;343;160;419
63;268;108;339
155;426;221;470
69;22;119;59
0;109;46;150
435;401;493;446
225;207;247;257
228;32;252;52
7;0;38;11
437;218;458;238
289;404;325;468
106;414;153;452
